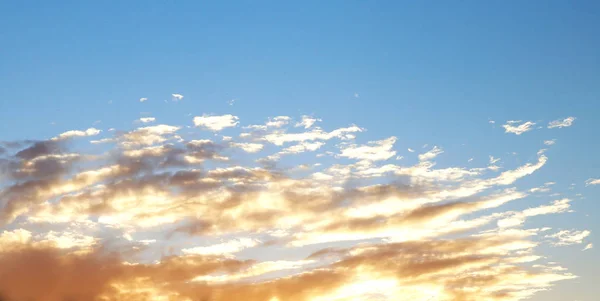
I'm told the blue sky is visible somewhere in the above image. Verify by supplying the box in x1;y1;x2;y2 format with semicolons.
0;1;599;300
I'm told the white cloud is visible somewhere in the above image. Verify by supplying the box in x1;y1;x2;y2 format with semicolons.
139;97;148;102
546;230;590;246
182;238;260;257
529;187;550;193
407;148;415;153
139;117;156;123
583;243;593;251
171;93;184;101
295;116;321;129
544;139;556;146
263;125;362;146
266;116;291;128
585;178;600;186
121;124;180;147
489;156;501;164
498;198;570;228
339;137;397;161
503;121;536;135
232;142;264;153
37;231;96;249
52;128;101;140
90;138;115;144
489;120;495;124
548;117;575;129
193;114;239;131
282;141;325;154
418;146;443;161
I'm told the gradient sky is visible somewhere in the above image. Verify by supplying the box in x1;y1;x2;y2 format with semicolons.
0;1;599;300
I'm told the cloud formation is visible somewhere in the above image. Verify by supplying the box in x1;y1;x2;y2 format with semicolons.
52;128;101;140
193;114;239;131
0;113;589;301
139;117;155;123
172;93;184;101
502;120;536;135
548;117;575;129
585;178;600;186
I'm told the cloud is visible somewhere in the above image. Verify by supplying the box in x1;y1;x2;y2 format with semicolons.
546;230;590;246
139;97;148;102
418;146;443;161
0;113;588;301
585;178;600;186
502;121;536;135
489;155;500;164
583;243;593;251
281;141;324;155
544;139;556;145
120;124;180;147
171;93;184;101
182;238;260;257
193;114;239;131
295;115;321;129
259;125;362;146
339;137;397;161
231;142;264;153
139;117;156;123
52;128;101;140
266;116;291;128
548;117;575;129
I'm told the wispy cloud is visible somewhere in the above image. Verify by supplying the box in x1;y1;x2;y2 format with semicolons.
295;115;321;129
546;229;590;246
503;120;536;135
418;145;443;161
339;137;397;161
193;114;239;131
138;117;155;123
52;128;101;140
182;238;260;257
548;117;575;129
171;93;184;101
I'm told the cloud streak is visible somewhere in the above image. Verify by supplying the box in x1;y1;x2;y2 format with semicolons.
502;120;536;135
548;117;575;129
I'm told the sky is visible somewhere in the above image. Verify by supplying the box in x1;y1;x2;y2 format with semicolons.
0;1;599;300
